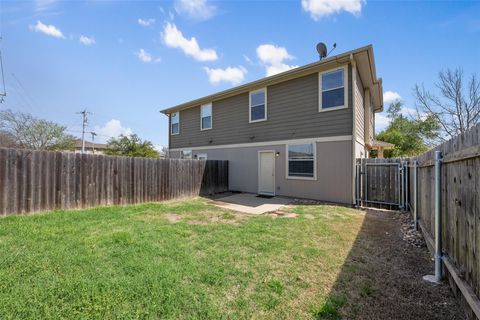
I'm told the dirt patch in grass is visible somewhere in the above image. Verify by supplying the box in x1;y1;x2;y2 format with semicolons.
321;208;465;320
265;211;298;218
164;213;182;223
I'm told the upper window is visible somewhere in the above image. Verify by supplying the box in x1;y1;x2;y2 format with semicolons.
319;67;347;111
171;112;179;135
249;88;267;123
201;103;212;130
287;143;315;179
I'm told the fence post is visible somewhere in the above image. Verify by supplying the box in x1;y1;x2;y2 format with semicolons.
400;160;405;210
434;150;443;282
424;151;443;284
405;161;409;210
355;161;360;207
413;160;418;231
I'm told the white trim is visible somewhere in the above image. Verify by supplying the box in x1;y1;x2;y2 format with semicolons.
285;143;317;181
249;87;267;123
200;103;212;131
318;105;348;113
318;65;348;112
170;135;352;152
258;150;275;196
171;112;180;135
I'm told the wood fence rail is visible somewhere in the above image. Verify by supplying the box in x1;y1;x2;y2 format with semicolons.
0;148;228;216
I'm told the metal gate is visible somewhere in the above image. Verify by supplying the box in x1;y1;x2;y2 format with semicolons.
355;158;409;210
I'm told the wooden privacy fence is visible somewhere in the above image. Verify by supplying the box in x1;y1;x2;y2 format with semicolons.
0;148;228;216
409;123;480;319
357;122;480;318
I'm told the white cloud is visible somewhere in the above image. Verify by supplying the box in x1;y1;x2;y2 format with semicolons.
79;35;95;46
94;120;133;142
174;0;216;20
138;18;156;27
265;64;298;77
162;22;218;61
135;49;160;63
204;66;247;85
301;0;364;20
375;113;390;132
35;0;56;12
30;20;64;39
256;44;298;76
383;90;402;104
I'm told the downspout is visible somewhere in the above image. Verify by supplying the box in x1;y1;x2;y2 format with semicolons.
168;113;171;151
364;88;371;149
350;54;357;205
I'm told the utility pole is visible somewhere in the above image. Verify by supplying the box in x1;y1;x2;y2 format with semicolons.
0;37;7;103
90;132;97;154
77;109;91;154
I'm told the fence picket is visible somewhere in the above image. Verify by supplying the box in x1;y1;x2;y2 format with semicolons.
0;148;228;216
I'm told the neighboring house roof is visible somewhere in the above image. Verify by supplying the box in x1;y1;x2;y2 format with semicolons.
74;139;108;150
369;140;395;149
160;44;383;115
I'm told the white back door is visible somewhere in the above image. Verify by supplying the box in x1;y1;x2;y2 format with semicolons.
258;151;275;195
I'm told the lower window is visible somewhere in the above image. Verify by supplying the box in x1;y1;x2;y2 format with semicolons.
181;150;192;159
287;143;315;178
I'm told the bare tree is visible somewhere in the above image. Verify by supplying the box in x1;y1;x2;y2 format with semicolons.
0;109;76;150
415;68;480;140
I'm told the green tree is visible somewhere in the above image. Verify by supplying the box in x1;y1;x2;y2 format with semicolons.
0;109;76;151
376;101;440;158
105;134;159;158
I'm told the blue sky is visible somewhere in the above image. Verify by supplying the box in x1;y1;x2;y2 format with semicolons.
1;0;479;148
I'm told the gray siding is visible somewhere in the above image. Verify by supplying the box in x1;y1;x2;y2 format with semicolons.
172;140;353;204
354;69;365;142
171;67;353;149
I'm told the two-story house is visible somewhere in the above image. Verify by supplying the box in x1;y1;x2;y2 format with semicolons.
161;45;383;204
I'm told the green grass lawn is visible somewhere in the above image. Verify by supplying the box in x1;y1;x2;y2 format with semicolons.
0;198;365;319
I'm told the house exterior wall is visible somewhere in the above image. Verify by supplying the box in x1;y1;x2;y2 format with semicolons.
170;65;353;150
168;63;374;204
172;139;353;204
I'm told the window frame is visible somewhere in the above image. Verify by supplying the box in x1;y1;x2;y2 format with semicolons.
181;150;192;159
249;88;267;123
285;142;317;181
171;112;180;135
200;103;212;131
318;66;348;112
196;153;207;160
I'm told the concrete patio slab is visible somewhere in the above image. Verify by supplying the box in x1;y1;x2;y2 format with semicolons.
210;193;292;214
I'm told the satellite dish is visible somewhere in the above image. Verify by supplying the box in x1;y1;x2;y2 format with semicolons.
316;42;327;60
